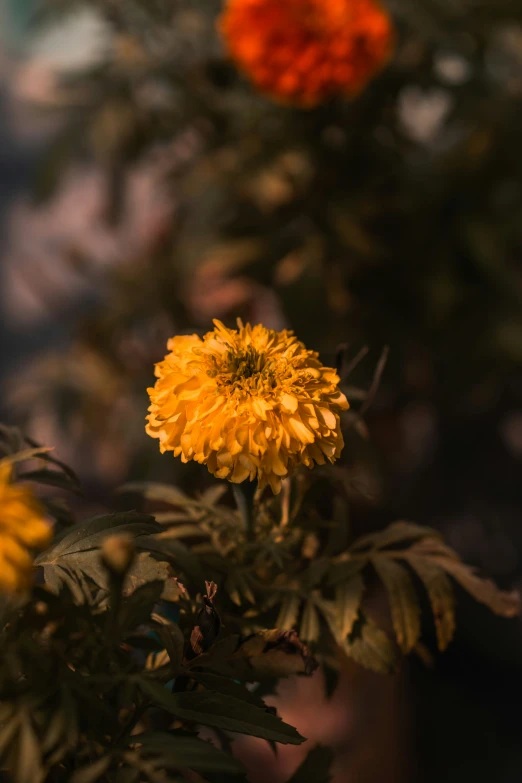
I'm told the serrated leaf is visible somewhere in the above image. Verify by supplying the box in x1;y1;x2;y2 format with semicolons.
35;512;161;562
405;555;456;651
199;485;228;506
119;580;164;630
372;557;421;653
351;522;441;553
231;629;318;679
276;594;301;630
16;713;44;783
139;537;202;582
428;555;520;618
286;746;334;783
134;732;244;774
41;708;66;754
0;708;19;755
39;548;177;604
17;468;81;495
303;557;330;589
327;557;365;587
335;573;365;640
34;512;184;601
0;447;53;468
138;679;305;745
226;574;242;607
187;672;268;708
239;573;256;605
346;614;398;674
300;600;320;643
120;482;191;506
124;553;182;602
157;524;208;539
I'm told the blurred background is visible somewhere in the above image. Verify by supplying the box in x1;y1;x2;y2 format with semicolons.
1;0;522;780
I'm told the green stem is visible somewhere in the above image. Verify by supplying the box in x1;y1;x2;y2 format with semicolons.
232;482;257;541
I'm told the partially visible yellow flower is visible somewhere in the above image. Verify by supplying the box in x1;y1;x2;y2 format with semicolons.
146;320;349;494
0;463;52;592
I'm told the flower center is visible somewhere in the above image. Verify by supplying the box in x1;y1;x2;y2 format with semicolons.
225;346;266;381
207;346;283;395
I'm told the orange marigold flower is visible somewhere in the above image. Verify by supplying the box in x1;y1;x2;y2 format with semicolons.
0;463;52;593
219;0;394;106
146;320;349;494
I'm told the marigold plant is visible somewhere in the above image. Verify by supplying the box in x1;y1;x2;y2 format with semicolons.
219;0;394;106
146;319;348;493
0;462;51;592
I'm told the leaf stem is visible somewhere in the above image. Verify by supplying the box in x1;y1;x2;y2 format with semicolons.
232;482;257;541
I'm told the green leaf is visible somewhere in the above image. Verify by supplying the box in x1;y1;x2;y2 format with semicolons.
198;484;228;506
188;671;268;708
41;708;67;754
139;537;202;582
300;600;320;643
0;707;19;754
327;557;365;587
303;557;330;589
350;522;441;553
18;468;81;495
138;679;305;745
119;581;164;630
286;746;334;783
276;594;301;630
16;712;44;783
427;553;520;618
134;732;245;774
372;557;421;653
234;571;256;605
226;573;242;607
346;614;398;674
405;555;456;651
70;755;112;783
120;482;191;507
36;512;161;563
0;447;54;468
335;573;365;640
124;553;183;602
157;623;186;673
124;634;165;653
34;512;182;601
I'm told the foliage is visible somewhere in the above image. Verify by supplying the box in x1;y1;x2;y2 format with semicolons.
0;434;319;783
121;473;519;676
0;425;518;781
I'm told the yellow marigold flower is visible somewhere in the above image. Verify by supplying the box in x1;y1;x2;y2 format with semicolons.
219;0;394;107
0;463;52;592
146;320;349;494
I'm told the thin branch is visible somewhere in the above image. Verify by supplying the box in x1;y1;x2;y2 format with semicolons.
360;346;389;416
341;345;370;380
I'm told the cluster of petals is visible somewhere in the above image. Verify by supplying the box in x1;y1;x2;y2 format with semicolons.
0;463;52;592
146;320;349;494
219;0;394;106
